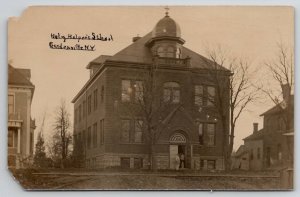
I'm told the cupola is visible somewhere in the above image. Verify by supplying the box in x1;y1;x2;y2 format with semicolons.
146;8;185;58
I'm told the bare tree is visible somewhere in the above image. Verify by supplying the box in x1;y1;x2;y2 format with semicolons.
262;42;294;129
204;46;257;170
51;99;72;168
119;59;175;170
261;42;294;166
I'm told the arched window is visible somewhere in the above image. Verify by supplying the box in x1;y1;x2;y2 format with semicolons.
176;48;181;58
157;47;164;57
166;47;174;58
163;82;180;103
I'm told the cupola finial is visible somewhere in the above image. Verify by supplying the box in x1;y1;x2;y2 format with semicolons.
164;6;170;17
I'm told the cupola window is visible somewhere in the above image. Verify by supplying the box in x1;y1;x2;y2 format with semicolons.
176;48;181;58
166;47;174;57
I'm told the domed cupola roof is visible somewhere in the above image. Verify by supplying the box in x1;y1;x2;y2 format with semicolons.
152;15;181;38
146;10;185;47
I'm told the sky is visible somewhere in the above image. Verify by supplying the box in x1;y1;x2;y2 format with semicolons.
8;6;294;151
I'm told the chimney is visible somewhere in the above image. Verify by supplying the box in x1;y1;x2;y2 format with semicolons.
132;35;141;42
253;123;258;133
281;84;291;102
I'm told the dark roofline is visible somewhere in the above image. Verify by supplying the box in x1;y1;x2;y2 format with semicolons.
260;96;294;116
8;64;35;87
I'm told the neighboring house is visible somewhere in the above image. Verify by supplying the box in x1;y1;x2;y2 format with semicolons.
234;85;294;171
72;12;230;170
8;65;36;169
231;145;249;170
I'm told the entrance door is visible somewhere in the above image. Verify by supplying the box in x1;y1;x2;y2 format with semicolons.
169;145;178;169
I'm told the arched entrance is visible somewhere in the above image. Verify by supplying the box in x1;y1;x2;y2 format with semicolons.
169;133;187;169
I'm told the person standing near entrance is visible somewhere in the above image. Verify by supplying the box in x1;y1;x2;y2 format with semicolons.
175;154;180;170
180;153;185;169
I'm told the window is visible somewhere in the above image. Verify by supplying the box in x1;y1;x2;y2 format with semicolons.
207;124;215;146
250;149;254;160
176;48;181;58
157;46;176;58
200;159;204;169
74;108;78;123
87;95;92;115
207;86;215;106
198;123;204;145
79;104;82;122
257;147;261;159
134;120;143;143
93;123;97;148
78;132;82;151
99;119;104;144
166;47;174;58
134;158;143;169
134;81;143;102
8;95;14;114
87;127;91;149
195;85;204;106
163;82;180;103
101;86;104;103
8;130;14;147
93;89;98;111
157;47;164;57
82;130;86;148
121;120;130;143
207;160;216;170
122;80;131;102
120;157;130;169
82;100;86;118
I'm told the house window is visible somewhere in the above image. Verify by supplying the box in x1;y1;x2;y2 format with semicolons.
87;95;92;115
82;100;86;118
207;160;216;170
101;86;104;103
163;82;180;103
198;123;204;145
134;120;143;143
93;122;97;148
74;108;78;124
195;85;204;106
8;95;14;115
134;81;143;102
99;119;104;144
93;89;98;111
87;126;91;149
82;130;86;148
8;130;14;147
121;120;130;143
257;147;261;159
207;124;216;146
122;80;131;102
250;149;254;160
79;104;82;122
207;86;216;106
134;158;143;169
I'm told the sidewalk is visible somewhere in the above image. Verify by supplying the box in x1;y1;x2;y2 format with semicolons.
32;170;280;178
